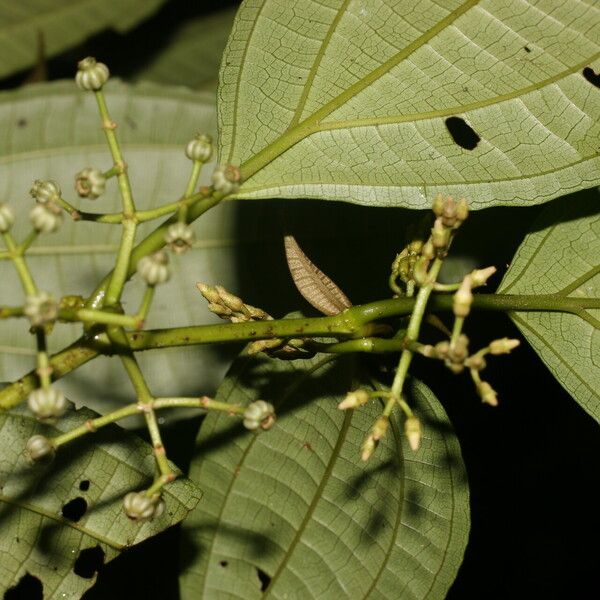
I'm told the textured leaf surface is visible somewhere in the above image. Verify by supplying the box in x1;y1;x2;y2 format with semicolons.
0;80;241;416
0;0;165;79
499;192;600;421
133;8;236;91
180;353;469;599
0;401;200;597
220;0;600;208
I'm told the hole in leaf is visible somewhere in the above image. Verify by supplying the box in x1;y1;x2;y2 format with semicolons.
445;116;481;150
582;67;600;88
255;567;271;592
4;573;43;600
73;545;105;579
16;118;27;128
79;480;90;492
523;45;531;53
219;560;228;568
61;497;87;522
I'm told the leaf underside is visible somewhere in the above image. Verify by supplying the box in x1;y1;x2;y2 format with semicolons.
0;402;200;597
499;190;600;422
220;0;600;208
0;0;166;79
180;352;469;599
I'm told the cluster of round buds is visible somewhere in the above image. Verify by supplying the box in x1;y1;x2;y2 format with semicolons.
75;168;106;199
75;57;110;91
404;416;422;451
197;282;271;323
28;387;67;420
243;400;276;431
434;334;470;374
25;434;55;463
432;195;468;229
123;492;165;522
30;201;63;233
0;202;15;233
185;133;213;163
137;250;171;286
164;222;195;254
211;165;241;196
338;388;370;410
24;291;59;326
30;180;61;205
391;240;423;285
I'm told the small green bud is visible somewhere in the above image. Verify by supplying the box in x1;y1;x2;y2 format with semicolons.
478;381;498;406
470;266;496;288
456;198;469;223
30;201;63;233
196;282;222;304
123;492;161;522
0;202;15;233
211;164;242;196
421;240;436;260
243;400;276;431
76;57;110;91
453;276;473;318
431;217;450;250
28;387;67;420
432;194;445;217
489;338;520;355
404;416;422;451
165;222;195;254
75;167;106;199
24;291;59;326
338;388;370;410
25;434;55;463
185;133;213;162
360;433;377;461
371;416;389;441
30;179;61;204
137;251;171;286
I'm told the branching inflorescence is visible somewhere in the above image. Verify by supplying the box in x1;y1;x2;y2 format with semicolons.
0;58;522;521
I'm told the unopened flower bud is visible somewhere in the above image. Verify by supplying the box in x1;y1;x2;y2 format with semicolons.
421;240;436;260
30;179;61;204
215;285;245;313
24;291;59;326
75;168;106;199
338;388;370;410
441;197;458;228
456;199;469;223
165;222;195;254
371;416;389;441
123;492;161;522
28;387;67;420
25;434;55;463
453;276;473;318
432;194;445;217
185;133;213;162
243;400;276;431
478;381;498;406
0;202;15;232
470;266;496;288
196;282;221;304
464;354;486;371
137;251;171;285
76;57;110;91
361;434;376;461
404;416;422;451
489;338;520;355
212;164;241;196
431;217;450;249
30;201;63;233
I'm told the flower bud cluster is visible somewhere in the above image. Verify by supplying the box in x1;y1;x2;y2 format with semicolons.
164;222;195;254
28;387;67;420
432;194;468;229
243;400;276;431
137;250;171;286
433;334;470;374
24;291;59;326
391;240;423;286
212;165;241;196
197;283;271;323
76;57;110;91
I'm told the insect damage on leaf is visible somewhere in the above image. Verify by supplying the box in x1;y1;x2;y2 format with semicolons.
284;235;352;315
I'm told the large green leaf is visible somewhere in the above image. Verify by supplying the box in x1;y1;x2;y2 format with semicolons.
499;191;600;422
0;0;165;80
180;352;469;599
0;400;200;597
220;0;600;208
0;80;242;417
133;9;236;91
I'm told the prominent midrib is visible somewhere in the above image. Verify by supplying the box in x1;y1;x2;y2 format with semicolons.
239;0;480;181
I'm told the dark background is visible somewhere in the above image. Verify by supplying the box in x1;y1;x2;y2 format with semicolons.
2;1;598;599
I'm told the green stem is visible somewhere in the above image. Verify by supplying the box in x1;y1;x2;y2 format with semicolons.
450;316;464;348
0;305;24;319
136;286;155;322
2;232;37;295
104;219;137;306
19;230;40;253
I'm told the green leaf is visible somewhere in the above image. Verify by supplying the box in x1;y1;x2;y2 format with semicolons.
0;400;200;597
0;0;166;80
180;353;469;599
133;9;236;91
0;80;242;417
499;191;600;422
220;0;600;208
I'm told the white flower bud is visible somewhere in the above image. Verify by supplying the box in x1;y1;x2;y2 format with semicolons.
76;57;110;91
28;387;67;420
453;276;473;318
30;179;61;204
25;434;55;463
470;266;496;288
489;338;520;355
404;416;422;451
431;217;450;249
211;165;241;196
75;168;106;199
24;291;59;326
478;381;498;406
164;222;195;254
0;202;15;233
338;389;370;410
123;492;161;522
371;416;389;441
215;285;244;313
137;251;171;286
30;201;63;233
185;133;213;162
361;433;376;461
243;400;276;431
